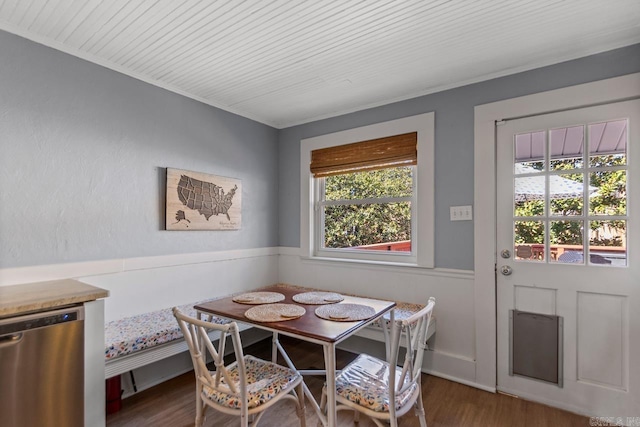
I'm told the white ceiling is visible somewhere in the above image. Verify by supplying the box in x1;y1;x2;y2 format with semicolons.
1;1;639;128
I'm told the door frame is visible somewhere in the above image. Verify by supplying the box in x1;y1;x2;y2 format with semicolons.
472;72;640;392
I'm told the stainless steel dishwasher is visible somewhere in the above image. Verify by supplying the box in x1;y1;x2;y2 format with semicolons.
0;305;84;427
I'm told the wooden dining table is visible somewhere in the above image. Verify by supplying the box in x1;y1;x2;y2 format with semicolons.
195;283;396;427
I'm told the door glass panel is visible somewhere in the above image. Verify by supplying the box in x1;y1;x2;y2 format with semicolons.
514;221;545;262
510;117;629;267
589;120;627;167
589;171;627;216
515;131;545;172
549;173;584;216
550;125;584;170
589;220;626;267
514;176;545;216
550;220;584;264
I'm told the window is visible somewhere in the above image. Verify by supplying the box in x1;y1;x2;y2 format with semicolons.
300;113;434;267
512;119;629;267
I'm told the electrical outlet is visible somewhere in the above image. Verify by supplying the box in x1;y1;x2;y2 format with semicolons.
450;205;473;221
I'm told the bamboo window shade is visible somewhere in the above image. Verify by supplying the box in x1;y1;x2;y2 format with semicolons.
310;132;417;177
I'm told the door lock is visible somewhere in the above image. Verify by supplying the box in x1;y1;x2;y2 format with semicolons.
501;249;511;259
500;265;513;276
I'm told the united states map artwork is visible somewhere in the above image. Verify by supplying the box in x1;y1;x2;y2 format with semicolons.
166;168;241;230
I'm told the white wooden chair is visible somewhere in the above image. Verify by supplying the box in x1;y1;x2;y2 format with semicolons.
321;297;435;427
173;308;306;427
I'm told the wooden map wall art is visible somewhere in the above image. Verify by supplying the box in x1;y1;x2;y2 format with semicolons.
166;168;241;230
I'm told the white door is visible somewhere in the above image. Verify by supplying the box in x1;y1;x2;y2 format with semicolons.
496;99;640;417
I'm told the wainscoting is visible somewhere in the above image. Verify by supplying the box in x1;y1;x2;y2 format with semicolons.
278;248;483;390
0;246;485;394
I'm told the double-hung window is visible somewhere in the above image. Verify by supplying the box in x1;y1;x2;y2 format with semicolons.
300;113;435;267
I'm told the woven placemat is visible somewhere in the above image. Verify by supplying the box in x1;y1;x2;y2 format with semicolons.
232;292;285;305
315;303;375;322
244;304;306;322
292;291;344;305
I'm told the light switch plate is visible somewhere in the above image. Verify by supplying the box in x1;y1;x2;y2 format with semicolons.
450;205;473;221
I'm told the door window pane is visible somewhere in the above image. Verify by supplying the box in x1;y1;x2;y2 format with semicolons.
514;221;545;262
514;176;545;216
589;220;626;267
550;126;584;170
515;131;545;172
550;220;584;264
549;173;584;216
589;120;627;167
589;171;626;216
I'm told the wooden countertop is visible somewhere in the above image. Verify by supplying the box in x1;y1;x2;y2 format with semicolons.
0;279;109;318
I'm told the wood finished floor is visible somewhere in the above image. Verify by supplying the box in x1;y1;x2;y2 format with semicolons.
106;336;588;427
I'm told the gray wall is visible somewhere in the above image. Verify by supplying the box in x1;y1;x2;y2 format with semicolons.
278;43;640;270
3;28;639;271
0;30;279;268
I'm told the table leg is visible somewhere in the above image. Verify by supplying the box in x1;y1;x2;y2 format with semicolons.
382;309;395;362
271;332;279;363
276;340;325;423
323;343;337;427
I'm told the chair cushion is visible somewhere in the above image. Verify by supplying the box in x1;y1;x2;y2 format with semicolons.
371;302;426;328
335;354;418;412
202;355;301;410
105;300;230;360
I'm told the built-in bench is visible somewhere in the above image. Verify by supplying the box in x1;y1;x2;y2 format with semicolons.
104;300;237;380
104;293;435;383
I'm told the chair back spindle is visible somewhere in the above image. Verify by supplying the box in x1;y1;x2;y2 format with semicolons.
173;308;249;417
323;297;434;427
386;297;436;395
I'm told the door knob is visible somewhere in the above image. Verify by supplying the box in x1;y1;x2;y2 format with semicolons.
500;265;513;276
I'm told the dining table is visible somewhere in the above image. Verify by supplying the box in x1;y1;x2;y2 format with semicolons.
195;283;396;427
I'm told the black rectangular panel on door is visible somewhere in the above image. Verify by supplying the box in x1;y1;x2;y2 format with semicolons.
509;310;563;386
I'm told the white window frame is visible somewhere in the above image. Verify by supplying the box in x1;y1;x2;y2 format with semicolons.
300;112;434;267
314;166;417;263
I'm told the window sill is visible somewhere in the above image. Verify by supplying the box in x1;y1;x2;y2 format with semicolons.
300;254;426;269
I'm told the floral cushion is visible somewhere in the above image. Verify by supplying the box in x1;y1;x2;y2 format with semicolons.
202;355;300;409
335;354;418;412
105;300;230;360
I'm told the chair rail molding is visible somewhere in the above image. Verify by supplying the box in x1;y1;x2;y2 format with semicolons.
0;247;280;287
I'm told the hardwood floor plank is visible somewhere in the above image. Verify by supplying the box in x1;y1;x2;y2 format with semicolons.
107;336;588;426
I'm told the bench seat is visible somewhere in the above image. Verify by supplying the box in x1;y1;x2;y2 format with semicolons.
105;300;230;361
104;300;231;379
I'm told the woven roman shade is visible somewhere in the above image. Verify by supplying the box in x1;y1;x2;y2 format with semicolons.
310;132;417;177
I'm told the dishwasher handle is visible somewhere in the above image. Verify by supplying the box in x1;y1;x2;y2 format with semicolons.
0;332;23;348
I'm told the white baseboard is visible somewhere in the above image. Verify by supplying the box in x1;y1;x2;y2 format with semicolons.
497;386;590;418
428;371;496;394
